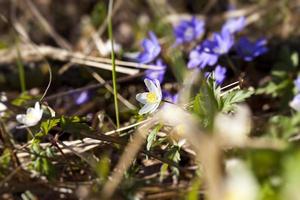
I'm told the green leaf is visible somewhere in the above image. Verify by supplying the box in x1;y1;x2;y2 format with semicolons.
186;178;202;200
256;80;292;98
259;183;280;200
281;150;300;199
268;112;300;139
193;78;218;129
159;163;169;182
36;118;60;138
146;124;162;150
60;116;92;135
221;88;254;113
0;149;11;168
11;92;33;106
95;154;111;183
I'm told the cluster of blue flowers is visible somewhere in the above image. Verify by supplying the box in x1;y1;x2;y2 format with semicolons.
136;15;268;86
187;16;267;84
136;32;166;84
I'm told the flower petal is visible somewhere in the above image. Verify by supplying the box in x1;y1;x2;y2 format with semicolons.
149;102;160;114
154;79;162;100
144;78;156;93
138;103;157;115
136;92;148;104
34;102;40;111
16;114;27;124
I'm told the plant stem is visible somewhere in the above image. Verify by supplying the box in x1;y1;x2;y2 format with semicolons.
16;45;26;92
108;0;120;129
225;55;239;75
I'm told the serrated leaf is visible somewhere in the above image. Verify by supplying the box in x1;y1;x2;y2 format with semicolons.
36;118;60;138
221;88;254;112
60;116;92;134
12;92;33;106
193;78;218;129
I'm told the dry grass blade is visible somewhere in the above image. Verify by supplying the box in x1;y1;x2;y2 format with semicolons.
24;0;72;50
90;70;136;109
101;118;157;199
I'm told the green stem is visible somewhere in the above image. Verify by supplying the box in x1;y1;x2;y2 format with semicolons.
16;45;26;92
225;55;239;75
107;0;120;129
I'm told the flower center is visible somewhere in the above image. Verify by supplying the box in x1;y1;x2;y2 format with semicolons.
184;27;194;40
147;92;157;103
26;112;38;122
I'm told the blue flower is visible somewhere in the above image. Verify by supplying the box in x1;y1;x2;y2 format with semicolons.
187;44;218;69
236;37;268;61
214;65;227;84
294;76;300;92
174;17;205;44
209;29;234;55
222;16;246;34
290;94;300;112
74;91;89;105
137;32;161;64
187;30;233;69
145;59;166;83
163;91;178;103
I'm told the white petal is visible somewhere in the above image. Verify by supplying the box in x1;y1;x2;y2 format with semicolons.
290;98;300;112
149;102;160;114
178;139;186;147
26;107;35;115
16;125;28;129
16;114;27;124
154;79;162;99
138;103;156;115
34;102;40;111
0;103;7;112
136;93;148;104
144;78;156;93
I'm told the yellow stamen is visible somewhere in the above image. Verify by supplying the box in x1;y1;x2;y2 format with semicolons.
146;92;157;103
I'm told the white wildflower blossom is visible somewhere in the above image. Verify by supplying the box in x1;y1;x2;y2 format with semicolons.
136;78;162;115
224;159;259;200
0;92;7;117
16;102;43;128
289;94;300;112
97;39;122;57
214;105;251;145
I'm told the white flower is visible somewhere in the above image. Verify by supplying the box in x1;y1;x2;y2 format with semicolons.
289;94;300;112
97;39;122;57
136;79;162;115
16;102;43;128
0;92;7;117
224;159;259;200
214;105;251;145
